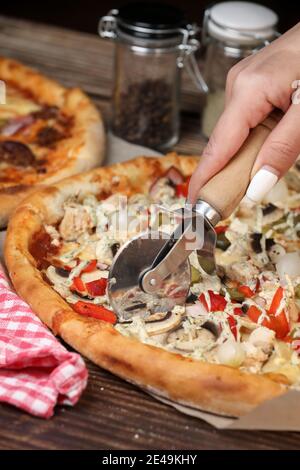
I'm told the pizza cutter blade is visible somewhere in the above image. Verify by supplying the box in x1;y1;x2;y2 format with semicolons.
108;206;218;322
108;229;191;322
108;111;282;322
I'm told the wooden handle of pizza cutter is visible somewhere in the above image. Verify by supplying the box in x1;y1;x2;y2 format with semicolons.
197;110;283;220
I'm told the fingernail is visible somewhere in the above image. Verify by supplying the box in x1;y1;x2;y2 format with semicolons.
246;166;279;203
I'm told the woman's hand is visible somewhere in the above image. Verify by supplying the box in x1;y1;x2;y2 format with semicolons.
188;22;300;204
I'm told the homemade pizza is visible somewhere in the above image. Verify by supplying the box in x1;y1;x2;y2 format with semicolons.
4;154;300;417
0;57;105;227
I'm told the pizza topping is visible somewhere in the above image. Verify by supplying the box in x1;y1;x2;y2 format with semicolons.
164;166;184;186
55;267;70;278
276;252;300;281
217;339;245;367
32;106;59;120
73;301;117;324
0;141;36;167
29;230;59;269
149;176;176;201
59;203;95;241
216;231;231;251
0;114;34;136
144;310;182;336
226;261;259;285
0;87;41;119
37;164;300;384
167;326;216;352
46;265;71;288
262;205;284;226
199;290;227;312
36;126;64;147
82;260;98;273
175;176;190;198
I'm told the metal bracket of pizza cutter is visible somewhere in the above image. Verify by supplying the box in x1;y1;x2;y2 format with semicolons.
141;200;221;294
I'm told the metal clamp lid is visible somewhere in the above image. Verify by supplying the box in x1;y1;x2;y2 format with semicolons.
98;9;118;39
98;9;208;94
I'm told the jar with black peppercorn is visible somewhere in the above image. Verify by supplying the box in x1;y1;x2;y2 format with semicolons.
99;2;200;151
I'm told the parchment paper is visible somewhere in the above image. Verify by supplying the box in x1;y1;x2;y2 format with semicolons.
1;133;299;430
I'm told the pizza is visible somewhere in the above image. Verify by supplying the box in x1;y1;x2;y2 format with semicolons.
0;57;105;227
4;153;300;418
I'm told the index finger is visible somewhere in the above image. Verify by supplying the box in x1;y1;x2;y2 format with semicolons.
188;96;272;204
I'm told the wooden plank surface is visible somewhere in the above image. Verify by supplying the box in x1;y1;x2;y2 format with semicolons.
0;15;299;450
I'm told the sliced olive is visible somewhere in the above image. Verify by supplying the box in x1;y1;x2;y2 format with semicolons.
250;233;262;253
295;285;300;299
216;232;231;251
242;304;249;314
266;238;275;251
111;242;120;257
191;265;201;284
186;292;198;304
227;287;245;302
55;267;70;278
262;203;278;216
251;233;275;253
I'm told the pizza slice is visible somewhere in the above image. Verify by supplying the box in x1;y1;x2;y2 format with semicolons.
4;154;300;417
0;57;105;227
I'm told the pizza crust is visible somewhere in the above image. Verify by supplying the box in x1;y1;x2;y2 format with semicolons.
4;154;286;418
0;57;105;227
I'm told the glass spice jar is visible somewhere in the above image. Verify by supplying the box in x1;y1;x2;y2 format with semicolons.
99;3;201;151
200;1;279;139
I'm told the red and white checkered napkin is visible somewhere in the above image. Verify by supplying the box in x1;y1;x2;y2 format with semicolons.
0;267;88;418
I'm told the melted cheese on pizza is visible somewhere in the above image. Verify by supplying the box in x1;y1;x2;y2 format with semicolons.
39;166;300;387
0;83;73;184
0;85;41;120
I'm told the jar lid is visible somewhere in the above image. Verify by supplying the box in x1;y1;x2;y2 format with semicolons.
206;1;278;45
117;2;185;39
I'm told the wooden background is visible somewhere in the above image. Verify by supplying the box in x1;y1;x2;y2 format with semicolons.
0;0;298;35
0;14;300;450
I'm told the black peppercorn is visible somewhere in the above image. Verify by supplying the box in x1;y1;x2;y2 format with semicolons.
113;79;176;149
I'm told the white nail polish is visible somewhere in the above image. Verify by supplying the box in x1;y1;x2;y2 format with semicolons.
246;167;279;204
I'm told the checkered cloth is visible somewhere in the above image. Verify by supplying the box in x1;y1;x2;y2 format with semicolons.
0;267;88;418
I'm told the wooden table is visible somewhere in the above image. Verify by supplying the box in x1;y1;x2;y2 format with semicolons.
0;15;299;451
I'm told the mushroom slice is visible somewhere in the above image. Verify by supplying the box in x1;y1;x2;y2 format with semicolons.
145;311;182;336
202;320;221;338
45;265;71;286
167;327;216;352
145;311;170;322
284;167;300;192
262;204;284;226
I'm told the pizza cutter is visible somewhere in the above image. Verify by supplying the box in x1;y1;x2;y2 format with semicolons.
108;112;281;321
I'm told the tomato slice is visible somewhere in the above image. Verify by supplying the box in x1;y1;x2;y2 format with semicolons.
233;307;243;316
175;176;190;198
247;305;273;329
86;278;107;296
199;291;227;312
72;276;85;292
238;285;255;298
228;315;238;339
271;310;290;340
73;301;117;324
247;304;289;339
269;286;284;315
81;260;97;274
215;225;228;234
